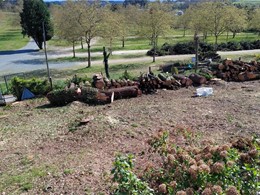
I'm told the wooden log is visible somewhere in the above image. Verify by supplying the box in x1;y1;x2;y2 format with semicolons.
218;64;225;70
189;73;207;84
173;74;193;87
95;80;105;90
103;86;142;100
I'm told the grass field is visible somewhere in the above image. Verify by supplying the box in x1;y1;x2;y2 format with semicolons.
0;11;29;51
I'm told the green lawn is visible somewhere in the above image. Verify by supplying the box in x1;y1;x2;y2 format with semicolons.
0;12;29;51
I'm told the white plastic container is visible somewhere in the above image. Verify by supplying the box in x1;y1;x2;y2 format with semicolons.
196;87;213;97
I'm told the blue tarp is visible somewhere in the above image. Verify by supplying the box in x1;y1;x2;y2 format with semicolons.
21;88;35;100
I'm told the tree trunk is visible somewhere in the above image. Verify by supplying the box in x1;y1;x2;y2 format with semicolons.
226;31;229;42
72;41;75;58
87;42;91;68
122;36;125;48
189;73;207;84
103;86;141;100
81;37;84;49
232;32;236;38
183;28;186;37
215;35;218;49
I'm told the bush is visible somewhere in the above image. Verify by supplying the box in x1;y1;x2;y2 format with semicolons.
111;154;154;195
139;129;260;194
11;77;51;100
147;40;260;57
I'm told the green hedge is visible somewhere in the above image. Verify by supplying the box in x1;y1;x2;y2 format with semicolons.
147;40;260;56
11;77;51;100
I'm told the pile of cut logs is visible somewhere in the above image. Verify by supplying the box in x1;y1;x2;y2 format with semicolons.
211;59;260;82
92;72;209;96
92;74;138;90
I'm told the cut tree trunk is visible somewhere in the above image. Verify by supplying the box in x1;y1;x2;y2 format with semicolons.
103;86;141;100
189;73;207;84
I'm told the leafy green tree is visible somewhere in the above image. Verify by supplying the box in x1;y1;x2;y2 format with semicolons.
76;1;102;68
225;6;247;39
138;2;173;62
20;0;53;49
250;8;260;36
175;13;190;37
52;2;81;58
100;7;122;54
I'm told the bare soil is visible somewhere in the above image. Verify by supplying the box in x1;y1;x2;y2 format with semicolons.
0;80;260;194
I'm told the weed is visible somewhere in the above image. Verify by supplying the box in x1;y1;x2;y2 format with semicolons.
63;169;73;175
111;154;154;195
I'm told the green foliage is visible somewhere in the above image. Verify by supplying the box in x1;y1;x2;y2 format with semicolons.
148;40;260;56
143;130;260;194
111;154;154;195
11;77;50;100
20;0;53;49
66;74;89;86
119;70;134;80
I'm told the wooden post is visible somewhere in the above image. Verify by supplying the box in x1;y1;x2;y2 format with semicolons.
194;34;199;73
42;22;52;90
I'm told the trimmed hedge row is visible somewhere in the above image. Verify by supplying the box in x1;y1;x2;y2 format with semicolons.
147;40;260;56
11;77;51;100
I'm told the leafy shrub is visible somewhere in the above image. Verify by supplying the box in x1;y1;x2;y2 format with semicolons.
111;154;154;195
66;74;89;86
226;41;242;51
147;40;260;57
11;77;51;100
140;129;260;194
119;70;134;80
52;80;67;90
144;129;260;194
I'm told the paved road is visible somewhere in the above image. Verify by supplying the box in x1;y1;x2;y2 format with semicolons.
1;39;260;77
0;40;88;76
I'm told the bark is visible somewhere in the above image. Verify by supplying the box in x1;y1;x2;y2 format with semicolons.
87;42;91;68
189;73;207;84
232;32;236;39
122;36;125;48
81;37;84;49
103;86;141;100
72;41;75;58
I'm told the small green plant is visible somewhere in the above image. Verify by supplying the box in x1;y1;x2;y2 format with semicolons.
111;154;154;195
119;70;134;80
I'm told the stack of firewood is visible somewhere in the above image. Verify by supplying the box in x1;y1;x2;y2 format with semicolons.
92;74;138;90
138;73;182;93
211;59;260;82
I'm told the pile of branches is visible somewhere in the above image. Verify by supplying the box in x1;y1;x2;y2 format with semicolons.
211;59;260;82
